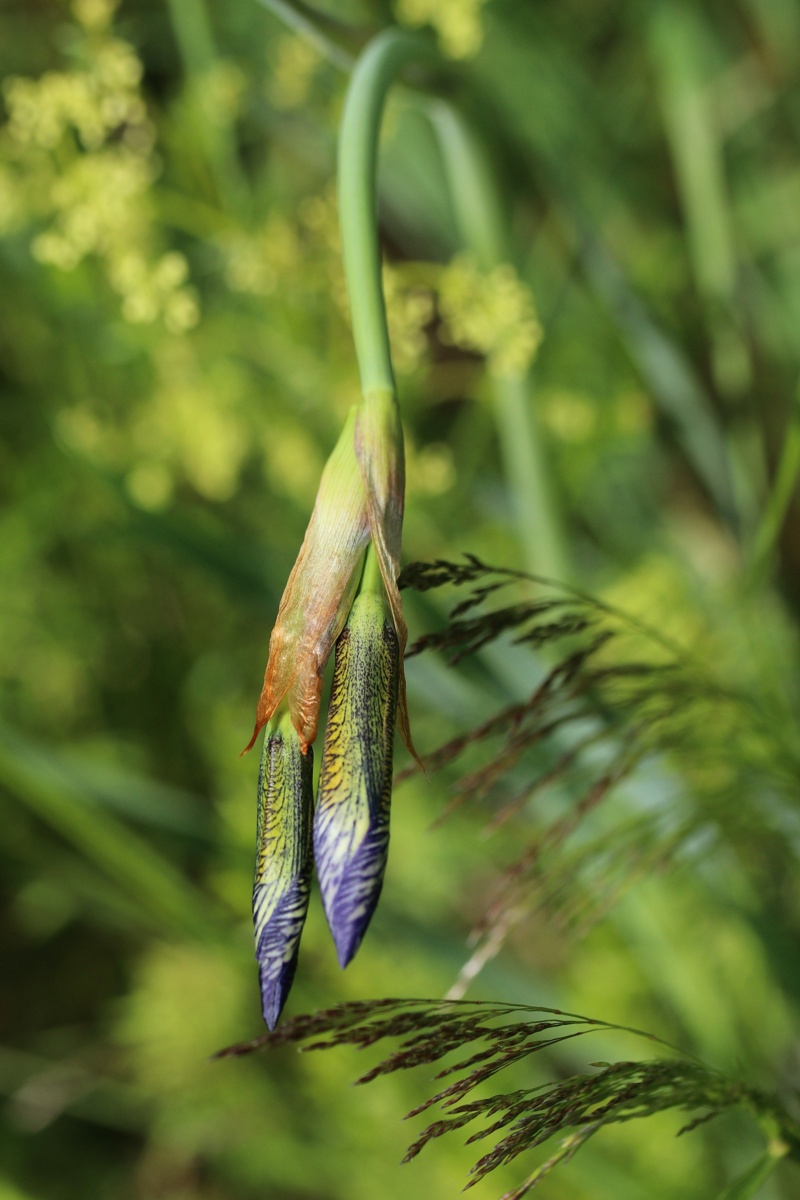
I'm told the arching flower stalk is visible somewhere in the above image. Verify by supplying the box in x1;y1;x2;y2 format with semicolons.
247;28;426;1030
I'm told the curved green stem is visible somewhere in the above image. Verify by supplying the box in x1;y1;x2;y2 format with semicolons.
255;0;360;69
428;101;570;581
338;28;567;579
338;28;433;397
427;100;509;272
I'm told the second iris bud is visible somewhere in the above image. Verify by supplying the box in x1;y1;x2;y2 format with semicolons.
314;589;399;969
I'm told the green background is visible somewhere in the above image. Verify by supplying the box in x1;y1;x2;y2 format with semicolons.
2;1;800;1197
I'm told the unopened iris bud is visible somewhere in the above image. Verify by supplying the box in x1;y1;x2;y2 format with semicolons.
246;397;417;1025
313;588;400;967
253;711;314;1029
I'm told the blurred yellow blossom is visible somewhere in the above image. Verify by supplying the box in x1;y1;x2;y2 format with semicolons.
197;61;247;126
222;190;347;316
539;390;598;443
222;214;301;296
110;250;199;332
55;347;251;504
261;425;325;506
72;0;117;32
407;439;456;495
298;185;341;253
268;34;320;109
1;5;197;332
438;253;543;376
383;264;434;374
125;461;175;512
133;373;248;502
32;152;154;267
395;0;489;59
4;41;145;152
162;288;200;335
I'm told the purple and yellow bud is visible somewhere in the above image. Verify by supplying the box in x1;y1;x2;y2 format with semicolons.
253;710;314;1030
313;587;400;967
248;396;415;1026
244;29;432;1024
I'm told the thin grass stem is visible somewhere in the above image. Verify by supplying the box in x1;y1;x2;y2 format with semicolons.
428;101;570;580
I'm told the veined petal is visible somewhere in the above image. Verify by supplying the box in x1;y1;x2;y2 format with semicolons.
314;591;399;967
247;408;370;753
253;712;314;1029
354;391;417;759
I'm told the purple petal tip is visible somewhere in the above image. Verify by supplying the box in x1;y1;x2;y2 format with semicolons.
258;951;299;1030
316;829;388;969
254;880;309;1029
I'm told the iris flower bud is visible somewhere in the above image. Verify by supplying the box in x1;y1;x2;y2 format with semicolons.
243;28;435;1026
253;711;314;1030
314;588;400;967
247;398;416;1026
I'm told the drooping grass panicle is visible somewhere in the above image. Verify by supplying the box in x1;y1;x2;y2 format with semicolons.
214;997;800;1197
396;556;794;979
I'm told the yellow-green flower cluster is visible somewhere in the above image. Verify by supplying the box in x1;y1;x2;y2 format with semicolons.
195;61;247;128
55;345;252;509
395;0;489;60
268;34;321;110
222;195;433;378
108;250;198;333
30;151;154;270
438;252;543;377
222;189;341;315
72;0;118;32
124;354;249;504
5;41;145;151
539;388;652;444
222;215;302;297
1;0;198;333
382;264;435;374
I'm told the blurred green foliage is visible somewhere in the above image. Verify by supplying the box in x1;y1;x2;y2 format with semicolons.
2;0;800;1197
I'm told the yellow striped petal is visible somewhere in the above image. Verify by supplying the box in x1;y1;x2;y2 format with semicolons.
313;591;399;966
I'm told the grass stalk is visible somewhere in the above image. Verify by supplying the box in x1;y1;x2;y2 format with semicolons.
429;100;570;579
